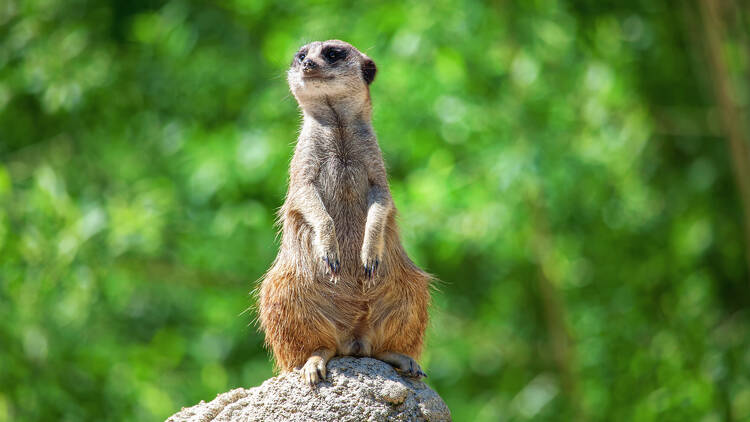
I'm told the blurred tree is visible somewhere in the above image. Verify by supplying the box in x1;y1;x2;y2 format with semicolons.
698;0;750;280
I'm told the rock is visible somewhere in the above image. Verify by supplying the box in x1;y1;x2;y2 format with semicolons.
166;357;451;422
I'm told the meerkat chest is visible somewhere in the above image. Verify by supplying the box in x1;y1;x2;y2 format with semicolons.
321;155;368;189
318;145;369;201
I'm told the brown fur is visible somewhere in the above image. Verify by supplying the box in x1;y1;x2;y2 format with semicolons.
257;40;431;383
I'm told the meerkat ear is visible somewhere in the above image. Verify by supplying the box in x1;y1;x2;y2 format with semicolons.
361;56;377;85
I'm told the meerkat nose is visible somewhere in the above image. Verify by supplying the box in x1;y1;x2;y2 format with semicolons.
302;59;318;72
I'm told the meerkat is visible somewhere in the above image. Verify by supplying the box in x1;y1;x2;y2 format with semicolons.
258;40;431;385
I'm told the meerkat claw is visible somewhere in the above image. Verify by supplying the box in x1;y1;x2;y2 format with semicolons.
303;356;327;385
323;256;339;275
407;359;417;376
363;258;380;280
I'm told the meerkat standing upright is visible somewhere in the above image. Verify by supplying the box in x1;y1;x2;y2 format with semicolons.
258;40;431;385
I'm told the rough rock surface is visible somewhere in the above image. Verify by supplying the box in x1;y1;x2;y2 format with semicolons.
167;357;451;422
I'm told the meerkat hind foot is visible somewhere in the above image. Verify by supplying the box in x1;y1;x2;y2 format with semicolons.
302;356;325;385
302;348;335;385
375;351;427;378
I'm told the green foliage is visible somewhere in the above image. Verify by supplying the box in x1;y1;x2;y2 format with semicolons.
1;0;749;420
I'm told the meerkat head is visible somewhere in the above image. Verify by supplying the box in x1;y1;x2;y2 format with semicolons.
287;40;377;109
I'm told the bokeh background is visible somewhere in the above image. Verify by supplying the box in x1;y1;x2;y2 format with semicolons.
2;0;750;420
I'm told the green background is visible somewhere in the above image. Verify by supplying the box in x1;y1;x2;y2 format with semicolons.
2;0;750;420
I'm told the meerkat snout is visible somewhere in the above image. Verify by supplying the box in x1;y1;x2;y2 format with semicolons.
302;59;318;72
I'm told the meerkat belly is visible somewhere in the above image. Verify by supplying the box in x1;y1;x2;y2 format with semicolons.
318;157;369;273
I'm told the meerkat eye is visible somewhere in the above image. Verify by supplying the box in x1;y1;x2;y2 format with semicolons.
323;48;346;63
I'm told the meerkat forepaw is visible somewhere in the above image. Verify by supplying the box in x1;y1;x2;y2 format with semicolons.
316;232;341;276
302;356;327;385
322;255;340;276
361;241;383;282
363;257;380;281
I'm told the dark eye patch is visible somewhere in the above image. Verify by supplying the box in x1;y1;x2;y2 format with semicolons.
322;47;347;63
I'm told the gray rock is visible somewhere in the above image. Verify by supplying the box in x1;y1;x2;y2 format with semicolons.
167;357;451;422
